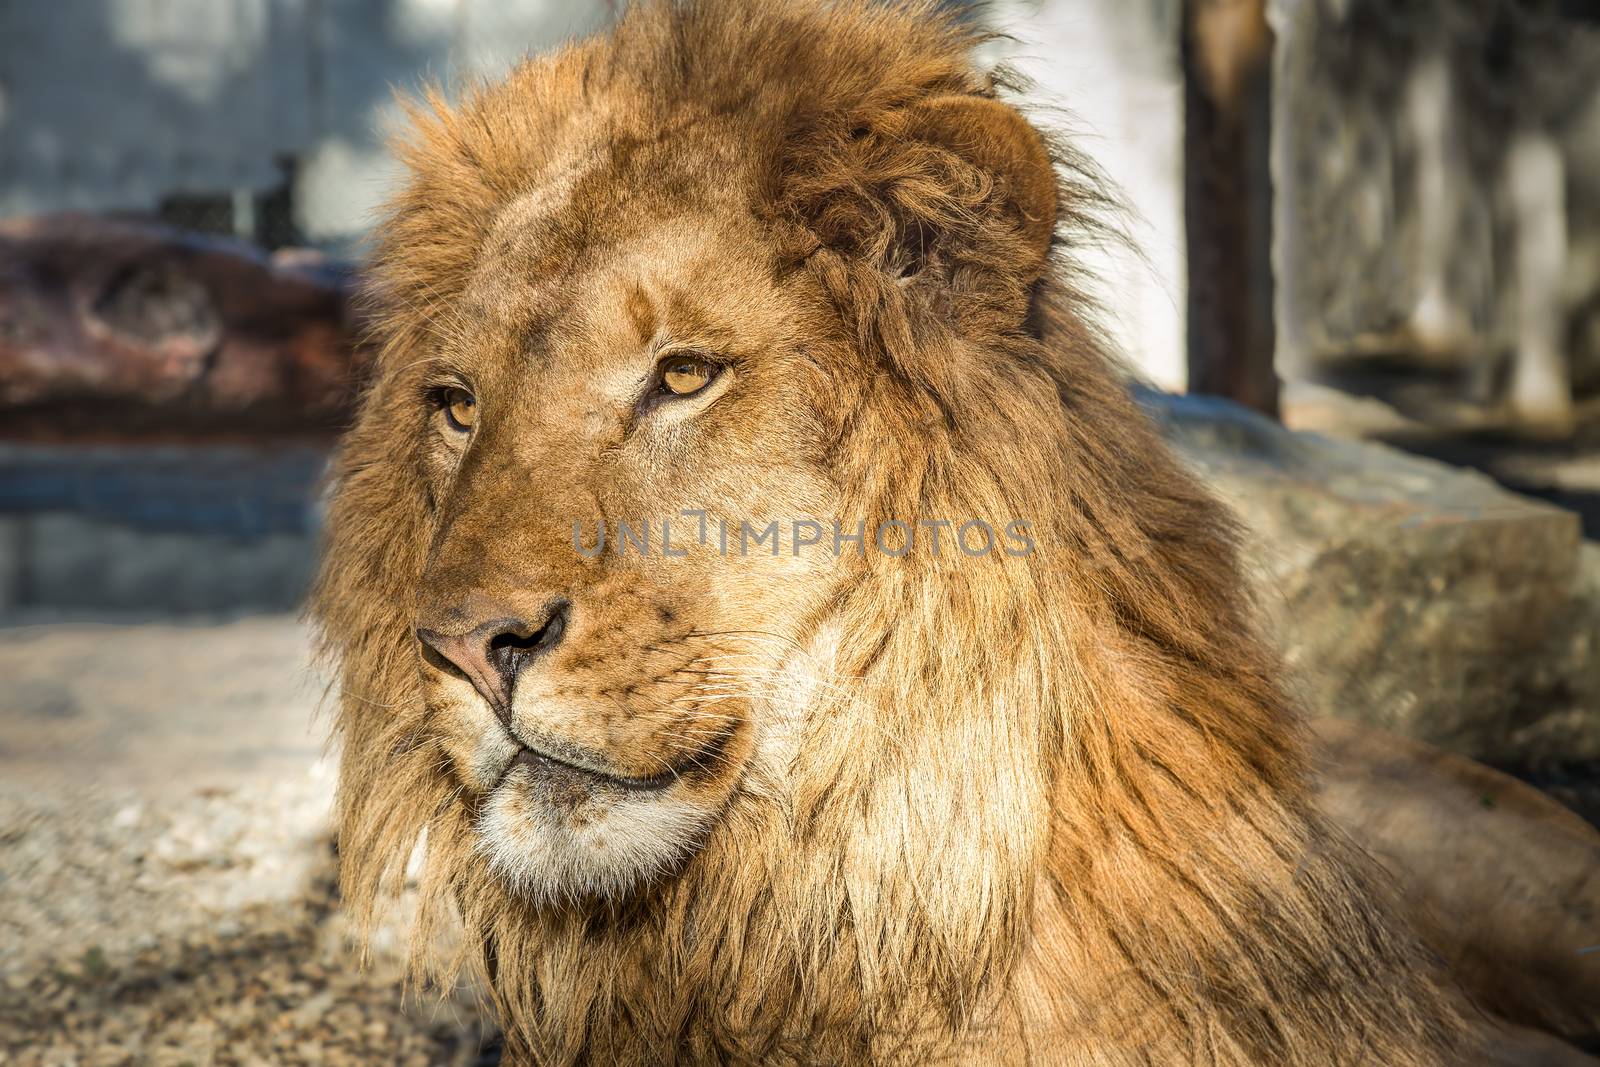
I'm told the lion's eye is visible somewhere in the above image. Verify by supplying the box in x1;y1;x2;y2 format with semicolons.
440;388;477;433
658;355;717;398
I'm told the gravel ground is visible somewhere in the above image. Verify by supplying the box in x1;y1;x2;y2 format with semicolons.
0;615;493;1065
0;774;492;1066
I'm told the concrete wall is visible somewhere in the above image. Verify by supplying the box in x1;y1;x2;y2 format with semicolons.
0;0;611;252
0;444;327;614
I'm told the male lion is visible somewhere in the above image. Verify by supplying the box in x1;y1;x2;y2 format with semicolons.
313;1;1597;1063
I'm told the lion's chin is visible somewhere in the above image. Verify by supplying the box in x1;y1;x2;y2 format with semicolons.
473;761;715;903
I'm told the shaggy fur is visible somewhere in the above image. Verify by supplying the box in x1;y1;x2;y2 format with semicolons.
313;2;1469;1062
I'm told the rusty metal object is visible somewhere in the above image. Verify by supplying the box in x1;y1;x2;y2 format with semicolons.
0;215;369;437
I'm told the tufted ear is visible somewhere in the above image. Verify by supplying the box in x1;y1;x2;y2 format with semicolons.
889;94;1058;275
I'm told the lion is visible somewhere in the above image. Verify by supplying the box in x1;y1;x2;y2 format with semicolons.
312;1;1597;1063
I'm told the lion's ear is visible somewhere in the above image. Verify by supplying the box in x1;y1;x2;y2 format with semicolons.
888;94;1058;277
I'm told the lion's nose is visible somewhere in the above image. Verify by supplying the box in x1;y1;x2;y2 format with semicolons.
416;598;571;719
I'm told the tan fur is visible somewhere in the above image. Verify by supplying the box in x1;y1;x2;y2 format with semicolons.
312;2;1468;1062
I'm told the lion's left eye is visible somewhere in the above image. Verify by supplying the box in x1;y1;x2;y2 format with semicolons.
658;355;717;398
439;388;477;433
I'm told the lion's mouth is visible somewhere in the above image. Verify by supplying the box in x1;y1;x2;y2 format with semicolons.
510;745;678;792
501;721;739;795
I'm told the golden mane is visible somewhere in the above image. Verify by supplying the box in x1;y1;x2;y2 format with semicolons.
313;1;1465;1062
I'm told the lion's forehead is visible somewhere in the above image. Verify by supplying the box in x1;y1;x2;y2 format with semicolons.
459;202;771;377
474;123;754;281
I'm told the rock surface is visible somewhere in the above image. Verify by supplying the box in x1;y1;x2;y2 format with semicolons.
1148;389;1596;760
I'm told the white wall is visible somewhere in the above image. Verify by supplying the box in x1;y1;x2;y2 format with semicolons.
986;0;1188;391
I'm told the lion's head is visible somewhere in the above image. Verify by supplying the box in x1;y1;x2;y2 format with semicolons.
315;2;1462;1062
319;0;1073;903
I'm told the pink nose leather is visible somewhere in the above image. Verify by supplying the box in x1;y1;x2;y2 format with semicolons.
416;599;570;719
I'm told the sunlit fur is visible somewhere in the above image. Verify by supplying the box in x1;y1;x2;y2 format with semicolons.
312;1;1468;1063
474;765;717;904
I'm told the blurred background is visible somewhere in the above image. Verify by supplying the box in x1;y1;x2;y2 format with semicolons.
2;2;1598;1064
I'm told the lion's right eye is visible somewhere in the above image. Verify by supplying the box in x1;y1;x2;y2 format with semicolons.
438;388;477;434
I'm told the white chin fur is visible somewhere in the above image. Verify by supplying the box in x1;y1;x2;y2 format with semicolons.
473;767;714;904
